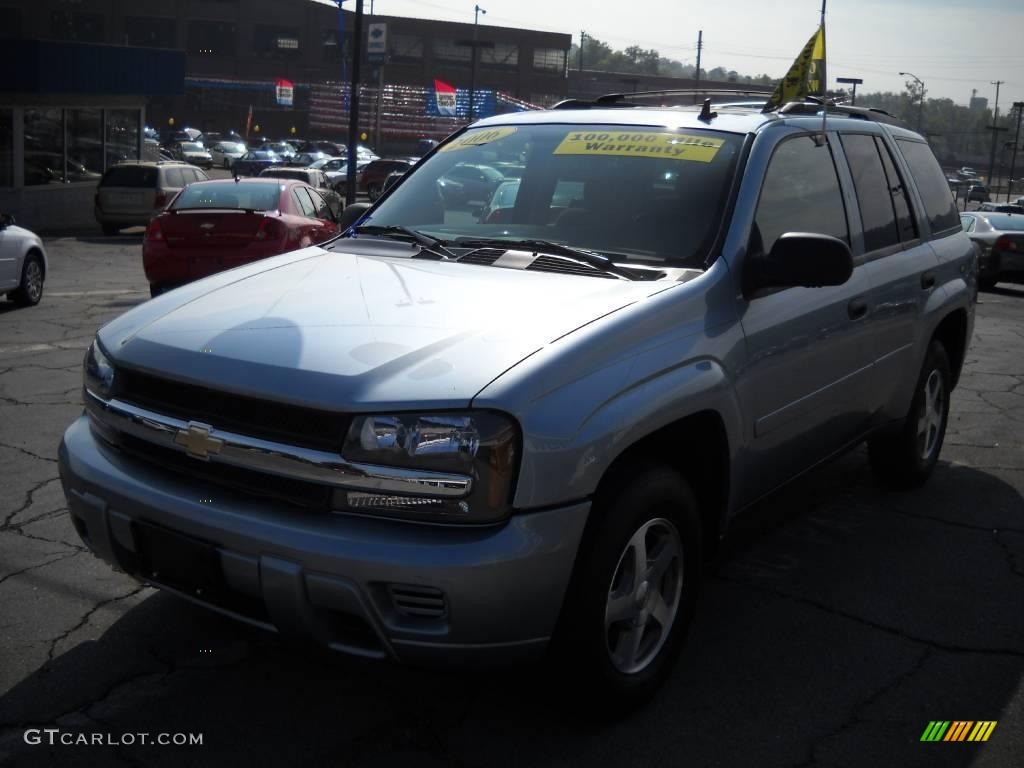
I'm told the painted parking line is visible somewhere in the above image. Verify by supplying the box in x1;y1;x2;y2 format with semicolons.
47;290;146;297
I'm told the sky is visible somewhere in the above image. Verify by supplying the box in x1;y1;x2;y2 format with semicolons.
335;0;1024;110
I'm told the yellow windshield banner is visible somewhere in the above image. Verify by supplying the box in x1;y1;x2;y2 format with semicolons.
553;131;724;163
438;126;518;152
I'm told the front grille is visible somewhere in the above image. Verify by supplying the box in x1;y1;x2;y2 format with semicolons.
116;368;349;452
118;433;332;512
388;584;448;619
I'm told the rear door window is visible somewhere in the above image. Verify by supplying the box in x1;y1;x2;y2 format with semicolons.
164;168;186;188
754;135;849;254
306;188;333;219
840;134;901;252
876;138;917;242
895;139;960;236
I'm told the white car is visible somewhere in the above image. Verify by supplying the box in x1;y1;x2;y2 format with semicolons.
309;157;349;190
209;142;247;170
0;214;47;307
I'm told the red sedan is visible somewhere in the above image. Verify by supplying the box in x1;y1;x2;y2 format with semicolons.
143;178;340;297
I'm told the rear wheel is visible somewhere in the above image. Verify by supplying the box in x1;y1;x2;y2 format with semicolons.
223;159;231;170
553;465;702;716
149;283;165;298
101;223;119;236
11;252;44;306
869;340;951;488
978;275;998;291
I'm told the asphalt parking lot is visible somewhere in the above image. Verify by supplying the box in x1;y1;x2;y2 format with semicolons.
0;235;1022;767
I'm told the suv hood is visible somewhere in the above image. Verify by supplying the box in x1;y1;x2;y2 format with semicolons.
99;245;671;411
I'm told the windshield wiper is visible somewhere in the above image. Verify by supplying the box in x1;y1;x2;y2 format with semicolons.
452;237;652;281
351;225;456;260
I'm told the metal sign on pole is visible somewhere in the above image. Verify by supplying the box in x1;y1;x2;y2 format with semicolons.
836;76;863;105
367;22;387;64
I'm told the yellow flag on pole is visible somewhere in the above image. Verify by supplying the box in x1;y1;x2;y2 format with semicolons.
762;26;827;112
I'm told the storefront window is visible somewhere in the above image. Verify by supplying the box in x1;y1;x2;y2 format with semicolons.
24;108;64;186
106;109;140;169
0;109;12;187
66;108;103;182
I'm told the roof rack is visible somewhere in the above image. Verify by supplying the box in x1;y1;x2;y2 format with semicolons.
552;89;775;110
777;100;905;126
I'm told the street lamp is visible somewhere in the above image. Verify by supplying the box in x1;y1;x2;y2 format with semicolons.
469;5;486;121
899;71;925;133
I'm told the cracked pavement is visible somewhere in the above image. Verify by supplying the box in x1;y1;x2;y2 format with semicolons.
0;236;1022;767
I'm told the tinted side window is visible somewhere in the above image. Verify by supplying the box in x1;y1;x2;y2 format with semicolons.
293;187;317;217
875;138;917;242
896;139;960;235
841;134;900;252
754;136;848;254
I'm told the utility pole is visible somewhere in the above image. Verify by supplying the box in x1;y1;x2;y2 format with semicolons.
694;30;702;103
579;30;586;72
987;79;1004;186
899;71;925;133
468;5;486;122
344;0;364;207
1008;101;1023;203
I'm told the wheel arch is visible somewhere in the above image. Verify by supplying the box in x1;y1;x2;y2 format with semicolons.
931;308;968;387
592;410;731;559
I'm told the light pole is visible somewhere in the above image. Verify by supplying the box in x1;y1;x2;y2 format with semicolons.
899;71;925;133
468;5;486;121
1008;101;1023;202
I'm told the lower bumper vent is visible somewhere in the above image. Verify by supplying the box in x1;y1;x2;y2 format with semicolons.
388;584;447;619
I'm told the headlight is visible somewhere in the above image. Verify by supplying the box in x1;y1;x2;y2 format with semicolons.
84;340;115;399
338;411;519;524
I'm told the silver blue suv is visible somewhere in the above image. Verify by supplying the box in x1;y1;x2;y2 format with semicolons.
60;95;976;711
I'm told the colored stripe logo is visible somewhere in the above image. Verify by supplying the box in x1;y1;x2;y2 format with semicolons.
921;721;997;742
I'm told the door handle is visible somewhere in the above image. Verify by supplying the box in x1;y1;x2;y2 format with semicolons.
847;297;868;321
921;271;936;290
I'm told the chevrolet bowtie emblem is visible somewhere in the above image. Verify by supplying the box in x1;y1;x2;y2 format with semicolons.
174;422;224;460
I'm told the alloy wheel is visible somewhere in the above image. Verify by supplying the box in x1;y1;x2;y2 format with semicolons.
604;517;683;675
916;369;945;460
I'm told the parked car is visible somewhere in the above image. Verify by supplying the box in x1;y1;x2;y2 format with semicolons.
142;178;339;297
0;214;47;307
967;183;991;202
257;142;297;162
232;151;283;177
381;170;405;197
60;100;976;714
960;211;1024;289
94;161;209;235
977;202;1024;214
258;167;344;217
308;157;349;191
171;141;214;169
209;142;247;170
358;158;414;200
437;162;505;207
289;151;329;168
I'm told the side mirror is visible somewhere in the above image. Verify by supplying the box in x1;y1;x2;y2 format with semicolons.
745;232;853;295
339;202;370;231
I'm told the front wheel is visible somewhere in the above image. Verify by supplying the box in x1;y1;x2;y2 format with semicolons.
552;465;702;716
869;340;951;488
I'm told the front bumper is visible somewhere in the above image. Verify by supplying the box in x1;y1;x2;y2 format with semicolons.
58;416;588;666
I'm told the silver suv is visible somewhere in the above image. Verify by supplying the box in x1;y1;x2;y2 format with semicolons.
60;96;975;712
94;161;209;235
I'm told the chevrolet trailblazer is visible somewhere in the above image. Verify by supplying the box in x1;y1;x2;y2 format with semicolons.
60;95;975;712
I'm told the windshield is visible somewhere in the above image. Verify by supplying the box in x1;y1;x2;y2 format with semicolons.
361;124;742;266
181;142;204;152
172;182;282;211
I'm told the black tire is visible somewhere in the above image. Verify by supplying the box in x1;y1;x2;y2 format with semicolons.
11;252;44;307
101;224;119;236
868;340;952;489
149;283;164;299
552;464;702;717
223;159;231;170
978;276;998;291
